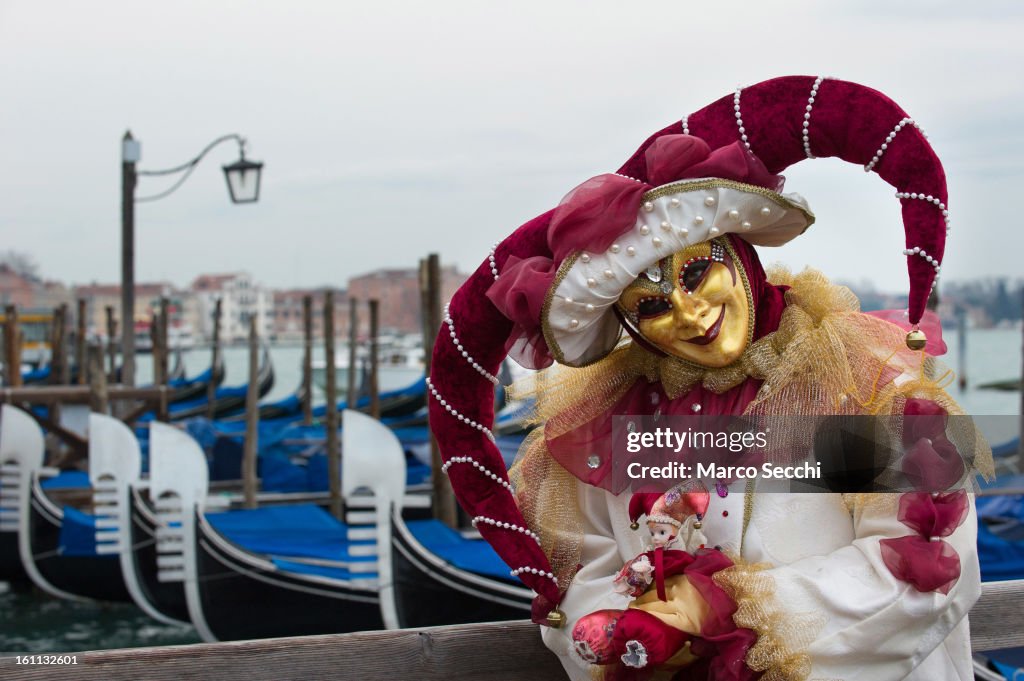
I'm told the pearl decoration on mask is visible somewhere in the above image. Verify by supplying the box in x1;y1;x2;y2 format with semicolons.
865;118;926;173
741;221;752;231
580;253;591;263
643;201;654;213
427;377;495;442
444;303;499;385
803;76;825;159
441;456;514;492
895;191;951;235
727;209;740;219
670;198;681;208
603;269;614;279
639;225;651;236
693;215;704;226
488;241;501;281
661;221;671;231
652;237;662;247
760;206;772;217
569;319;579;329
704;196;716;207
472;516;541;544
610;244;620;254
709;226;720;236
585;303;594;312
677;227;689;237
626;246;636;256
586;278;597;288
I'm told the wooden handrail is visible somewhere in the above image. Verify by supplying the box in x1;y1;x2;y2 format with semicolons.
1;580;1022;680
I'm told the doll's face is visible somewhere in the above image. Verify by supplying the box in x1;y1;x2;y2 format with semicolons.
647;521;677;548
617;239;751;368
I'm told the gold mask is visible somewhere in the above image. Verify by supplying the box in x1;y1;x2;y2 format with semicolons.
616;239;753;368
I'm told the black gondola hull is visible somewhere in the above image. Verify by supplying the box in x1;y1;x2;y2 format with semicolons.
194;512;383;640
390;511;532;628
27;481;131;602
128;487;189;622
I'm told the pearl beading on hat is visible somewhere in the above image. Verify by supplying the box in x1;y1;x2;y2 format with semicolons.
865;118;926;173
444;304;499;385
510;566;558;584
472;516;541;544
681;115;690;136
902;246;942;292
733;87;751;152
488;241;501;281
896;191;951;236
426;377;496;442
441;455;513;492
803;76;826;159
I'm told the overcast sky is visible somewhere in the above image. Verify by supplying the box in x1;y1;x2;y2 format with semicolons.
1;1;1022;295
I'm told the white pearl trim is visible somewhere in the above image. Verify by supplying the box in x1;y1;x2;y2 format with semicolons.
426;377;496;442
902;246;942;292
488;241;501;281
510;566;558;584
441;455;513;492
444;303;499;385
802;76;825;159
733;87;751;152
614;173;644;184
865;118;927;173
472;516;541;544
681;114;690;136
895;191;952;235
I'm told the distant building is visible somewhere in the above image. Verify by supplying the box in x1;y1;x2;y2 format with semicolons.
191;272;273;343
346;265;466;335
271;288;348;343
74;282;177;338
0;264;35;308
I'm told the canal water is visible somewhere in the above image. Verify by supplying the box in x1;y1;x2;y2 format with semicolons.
1;330;1021;654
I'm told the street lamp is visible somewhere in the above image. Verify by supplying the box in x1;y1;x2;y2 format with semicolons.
120;131;263;386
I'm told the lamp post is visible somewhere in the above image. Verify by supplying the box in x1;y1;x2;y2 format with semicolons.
119;131;263;386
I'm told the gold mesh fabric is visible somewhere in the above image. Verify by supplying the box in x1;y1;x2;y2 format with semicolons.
713;562;824;681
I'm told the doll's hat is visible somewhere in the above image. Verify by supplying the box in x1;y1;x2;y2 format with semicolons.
629;484;711;529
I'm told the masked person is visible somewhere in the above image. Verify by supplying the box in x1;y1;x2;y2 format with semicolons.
427;76;993;681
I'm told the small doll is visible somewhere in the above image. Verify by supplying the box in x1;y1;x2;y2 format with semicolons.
572;482;740;676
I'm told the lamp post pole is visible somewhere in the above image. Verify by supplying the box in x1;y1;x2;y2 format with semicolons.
121;131;140;386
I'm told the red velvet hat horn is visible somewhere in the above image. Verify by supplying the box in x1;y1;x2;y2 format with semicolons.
429;76;950;625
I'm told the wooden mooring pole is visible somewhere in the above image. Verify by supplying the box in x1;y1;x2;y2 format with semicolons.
105;305;117;382
2;305;20;387
76;299;87;385
242;315;259;509
207;298;222;419
302;295;313;426
368;299;380;420
50;304;67;422
324;290;342;520
88;344;109;414
421;254;457;527
159;297;170;389
346;297;358;409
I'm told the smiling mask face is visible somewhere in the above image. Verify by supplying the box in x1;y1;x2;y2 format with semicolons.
616;239;752;368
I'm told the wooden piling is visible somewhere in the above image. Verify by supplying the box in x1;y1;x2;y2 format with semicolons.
58;303;71;385
368;299;380;420
105;305;117;382
302;295;313;426
50;305;67;422
421;254;457;527
2;305;20;387
76;299;87;385
324;290;342;520
242;315;259;509
159;297;170;388
88;344;109;414
150;314;164;387
346;297;358;409
208;298;222;419
957;307;968;392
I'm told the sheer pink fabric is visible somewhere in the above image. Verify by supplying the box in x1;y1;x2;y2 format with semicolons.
880;489;968;594
484;254;558;369
865;309;946;356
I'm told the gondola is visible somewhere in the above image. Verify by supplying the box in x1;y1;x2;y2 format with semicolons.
144;412;408;641
158;345;274;421
1;405;138;602
388;506;532;628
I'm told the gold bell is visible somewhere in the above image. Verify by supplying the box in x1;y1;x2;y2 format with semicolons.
693;521;702;529
905;329;927;351
546;609;567;628
630;522;640;531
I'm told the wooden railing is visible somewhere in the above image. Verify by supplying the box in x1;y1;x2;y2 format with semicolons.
2;580;1022;680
